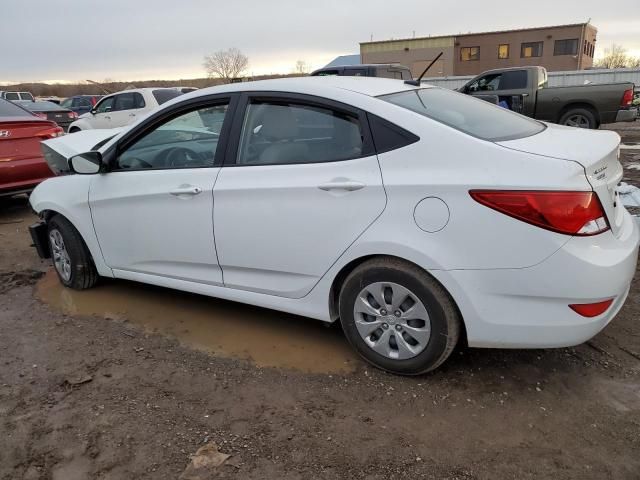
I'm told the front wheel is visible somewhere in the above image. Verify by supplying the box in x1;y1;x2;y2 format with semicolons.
48;215;98;289
339;258;461;375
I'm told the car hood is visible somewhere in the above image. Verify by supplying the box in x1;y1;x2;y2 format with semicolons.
41;128;124;175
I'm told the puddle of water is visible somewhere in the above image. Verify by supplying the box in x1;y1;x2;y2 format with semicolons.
36;270;358;374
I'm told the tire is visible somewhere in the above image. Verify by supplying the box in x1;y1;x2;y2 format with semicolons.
558;108;597;129
339;257;461;375
47;215;98;289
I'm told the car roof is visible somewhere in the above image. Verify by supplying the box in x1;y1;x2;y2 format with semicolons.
184;76;424;100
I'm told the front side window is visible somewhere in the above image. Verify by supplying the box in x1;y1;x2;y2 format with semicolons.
554;38;578;56
116;103;229;170
236;101;363;165
60;98;72;108
521;42;543;58
498;44;510;59
4;92;19;101
95;96;115;113
460;46;480;61
380;88;545;142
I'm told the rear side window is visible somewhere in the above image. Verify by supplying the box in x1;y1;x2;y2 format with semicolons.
114;92;145;111
380;88;545;142
0;98;32;117
4;92;19;101
499;70;527;90
236;101;364;165
152;89;182;105
368;114;419;154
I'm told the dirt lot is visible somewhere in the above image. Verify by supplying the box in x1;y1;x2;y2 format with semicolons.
2;125;640;480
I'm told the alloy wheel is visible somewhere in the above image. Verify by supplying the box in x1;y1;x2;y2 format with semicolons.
49;229;72;282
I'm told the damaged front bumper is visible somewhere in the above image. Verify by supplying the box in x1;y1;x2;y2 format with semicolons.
29;221;50;259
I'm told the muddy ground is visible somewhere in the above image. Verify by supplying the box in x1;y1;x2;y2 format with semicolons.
1;124;640;479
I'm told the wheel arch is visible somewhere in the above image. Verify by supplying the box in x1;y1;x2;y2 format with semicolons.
327;253;468;343
556;102;600;127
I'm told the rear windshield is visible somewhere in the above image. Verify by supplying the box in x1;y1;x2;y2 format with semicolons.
0;98;33;118
152;89;183;105
380;88;545;141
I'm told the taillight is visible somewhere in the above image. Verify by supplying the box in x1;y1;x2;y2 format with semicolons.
621;88;634;107
470;190;610;236
67;111;78;119
569;299;614;317
36;126;65;139
35;112;48;120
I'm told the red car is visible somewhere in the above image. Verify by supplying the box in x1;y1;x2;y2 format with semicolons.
0;98;63;197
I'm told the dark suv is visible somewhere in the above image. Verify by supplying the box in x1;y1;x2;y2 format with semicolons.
60;95;102;115
310;64;412;81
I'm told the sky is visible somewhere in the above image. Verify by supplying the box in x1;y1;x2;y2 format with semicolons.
1;0;639;84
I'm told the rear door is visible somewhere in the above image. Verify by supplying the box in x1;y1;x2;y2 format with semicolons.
110;92;147;127
213;93;386;298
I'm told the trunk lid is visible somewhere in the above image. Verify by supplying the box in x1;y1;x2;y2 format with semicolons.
498;123;624;237
0;119;59;163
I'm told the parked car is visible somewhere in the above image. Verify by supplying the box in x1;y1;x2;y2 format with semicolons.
311;64;413;81
172;86;198;94
67;88;183;132
29;77;638;375
60;95;102;116
457;66;636;129
1;91;35;101
16;100;78;131
0;98;63;197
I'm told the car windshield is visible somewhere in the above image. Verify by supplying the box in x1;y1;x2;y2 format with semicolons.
0;98;33;118
379;87;545;142
152;89;183;105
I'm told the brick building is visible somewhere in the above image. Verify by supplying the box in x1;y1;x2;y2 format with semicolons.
360;23;597;78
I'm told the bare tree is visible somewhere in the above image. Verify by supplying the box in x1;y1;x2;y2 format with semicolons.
294;60;309;75
203;48;249;83
594;44;640;69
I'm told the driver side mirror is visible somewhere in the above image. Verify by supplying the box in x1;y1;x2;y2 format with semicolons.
69;151;102;175
90;108;96;115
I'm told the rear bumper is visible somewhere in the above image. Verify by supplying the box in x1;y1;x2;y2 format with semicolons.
435;210;640;349
0;157;54;195
615;109;637;123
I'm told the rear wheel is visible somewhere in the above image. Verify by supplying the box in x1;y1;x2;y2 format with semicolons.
559;108;597;129
48;215;98;289
339;258;461;375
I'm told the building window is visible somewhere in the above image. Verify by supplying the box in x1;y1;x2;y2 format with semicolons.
498;44;510;59
554;38;578;56
521;42;543;58
460;46;480;61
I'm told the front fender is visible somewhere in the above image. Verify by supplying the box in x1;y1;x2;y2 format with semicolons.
30;176;113;277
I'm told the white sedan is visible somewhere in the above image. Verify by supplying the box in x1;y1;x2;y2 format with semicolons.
29;77;639;375
67;88;183;132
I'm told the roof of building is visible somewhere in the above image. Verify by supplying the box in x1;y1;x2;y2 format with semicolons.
323;54;361;68
360;22;594;46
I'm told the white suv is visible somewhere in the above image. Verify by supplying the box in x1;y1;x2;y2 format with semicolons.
68;88;183;132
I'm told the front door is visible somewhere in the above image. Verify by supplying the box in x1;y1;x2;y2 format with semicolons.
90;95;115;129
89;99;232;285
213;95;386;298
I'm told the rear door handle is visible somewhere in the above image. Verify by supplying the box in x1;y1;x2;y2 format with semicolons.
129;113;136;117
170;186;202;196
317;181;365;192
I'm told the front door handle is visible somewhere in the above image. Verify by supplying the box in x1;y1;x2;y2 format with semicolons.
317;181;365;192
170;185;202;196
129;113;136;117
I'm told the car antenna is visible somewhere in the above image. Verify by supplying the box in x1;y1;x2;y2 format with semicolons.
404;51;443;87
